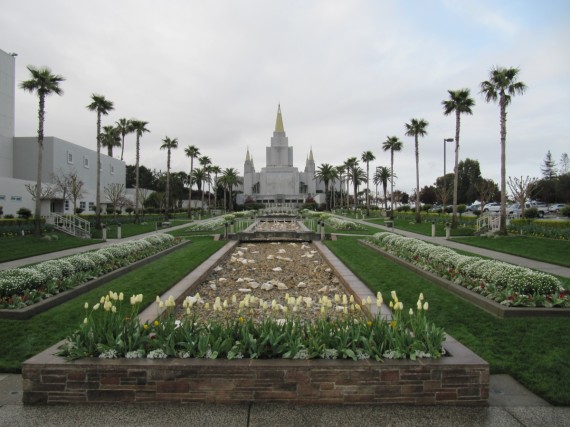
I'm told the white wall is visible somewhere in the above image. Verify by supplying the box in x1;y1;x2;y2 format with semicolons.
0;49;15;178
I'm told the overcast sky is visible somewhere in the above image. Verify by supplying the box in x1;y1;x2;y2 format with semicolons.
2;0;569;196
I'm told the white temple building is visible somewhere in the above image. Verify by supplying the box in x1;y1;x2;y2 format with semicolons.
239;105;324;207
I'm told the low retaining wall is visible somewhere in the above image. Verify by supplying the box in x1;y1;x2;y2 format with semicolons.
22;335;488;405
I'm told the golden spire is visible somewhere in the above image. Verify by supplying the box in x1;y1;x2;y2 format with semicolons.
275;104;284;132
245;147;251;161
309;147;314;162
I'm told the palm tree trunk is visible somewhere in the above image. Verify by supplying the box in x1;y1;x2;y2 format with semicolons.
366;161;370;216
415;137;421;223
120;134;125;161
187;158;194;217
134;137;140;224
34;95;45;236
451;111;460;228
499;94;508;234
166;150;171;219
95;112;102;230
390;151;394;217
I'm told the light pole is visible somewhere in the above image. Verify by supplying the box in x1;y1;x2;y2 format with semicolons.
443;138;454;178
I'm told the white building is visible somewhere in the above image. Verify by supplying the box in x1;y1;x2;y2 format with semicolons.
239;105;325;207
0;48;125;217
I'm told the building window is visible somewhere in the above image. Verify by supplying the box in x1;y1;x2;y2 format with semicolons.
110;164;115;175
11;196;22;201
80;201;86;210
0;195;5;201
64;200;70;211
83;157;89;168
67;151;73;164
88;202;94;211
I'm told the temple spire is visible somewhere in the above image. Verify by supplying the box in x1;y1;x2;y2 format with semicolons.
274;104;285;133
309;147;314;162
245;147;251;161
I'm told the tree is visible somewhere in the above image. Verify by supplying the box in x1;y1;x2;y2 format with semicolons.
360;150;376;215
104;183;126;217
435;185;453;209
419;185;437;206
24;183;56;201
137;188;150;215
559;153;569;176
481;66;527;234
404;118;429;223
192;168;207;210
51;170;71;212
87;94;114;229
160;136;178;219
508;176;538;218
130;120;150;223
101;125;121;157
68;171;85;213
374;166;392;211
116;118;133;161
315;163;336;211
442;88;475;228
457;158;482;204
210;165;222;210
335;166;345;208
541;150;557;179
19;65;65;235
221;168;240;211
184;145;200;216
473;178;498;212
382;136;403;215
199;155;212;211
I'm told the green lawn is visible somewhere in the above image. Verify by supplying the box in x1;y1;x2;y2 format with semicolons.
91;219;193;239
0;232;99;263
325;237;570;405
453;235;570;267
0;237;225;372
383;218;475;237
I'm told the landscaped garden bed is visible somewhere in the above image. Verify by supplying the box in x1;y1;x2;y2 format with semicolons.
22;238;489;406
0;234;181;318
364;232;569;314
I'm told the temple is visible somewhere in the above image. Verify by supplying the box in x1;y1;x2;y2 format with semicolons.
240;105;320;206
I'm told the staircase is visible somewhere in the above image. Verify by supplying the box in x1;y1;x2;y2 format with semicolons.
46;213;91;238
476;214;500;234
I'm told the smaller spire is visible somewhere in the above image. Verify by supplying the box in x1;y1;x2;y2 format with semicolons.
309;147;314;162
245;147;251;162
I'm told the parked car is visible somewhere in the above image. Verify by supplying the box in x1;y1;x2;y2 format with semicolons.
509;202;546;218
548;203;568;213
467;203;481;212
482;203;500;213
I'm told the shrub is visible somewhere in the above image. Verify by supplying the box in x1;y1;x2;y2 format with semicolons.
561;205;570;218
17;208;32;219
524;207;539;218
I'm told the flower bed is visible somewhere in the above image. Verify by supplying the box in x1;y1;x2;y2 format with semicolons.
367;232;568;308
182;217;226;232
0;234;178;309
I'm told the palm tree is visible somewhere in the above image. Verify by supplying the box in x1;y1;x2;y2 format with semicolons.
184;145;200;216
160;136;178;219
199;155;212;211
344;157;359;210
442;89;475;228
315;163;335;210
130;120;150;223
361;150;376;216
19;65;65;236
210;165;222;210
101;125;121;157
373;166;393;211
116;118;133;161
221;167;240;211
192;168;207;211
87;94;114;230
335;165;345;209
404;118;429;223
480;67;527;235
382;136;403;216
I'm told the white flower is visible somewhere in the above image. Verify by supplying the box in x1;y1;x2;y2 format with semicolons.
423;302;429;311
84;302;89;310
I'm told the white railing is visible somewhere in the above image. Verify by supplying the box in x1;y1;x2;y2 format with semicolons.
46;213;91;238
476;214;500;233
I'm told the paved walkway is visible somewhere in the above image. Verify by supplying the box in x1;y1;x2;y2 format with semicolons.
1;217;569;423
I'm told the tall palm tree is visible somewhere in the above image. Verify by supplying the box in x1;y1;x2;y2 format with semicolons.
101;125;121;157
87;94;114;230
335;165;345;209
209;165;222;210
199;155;212;211
344;157;359;210
130;120;150;223
160;136;178;219
315;163;335;210
382;136;403;216
192;168;206;211
116;118;133;161
19;65;65;236
361;150;376;216
373;166;393;211
221;167;240;211
480;67;527;235
404;118;429;223
442;89;475;228
184;145;200;216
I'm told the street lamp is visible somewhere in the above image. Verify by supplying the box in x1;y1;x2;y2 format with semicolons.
443;138;454;178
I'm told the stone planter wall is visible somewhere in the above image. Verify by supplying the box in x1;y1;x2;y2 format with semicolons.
22;335;488;405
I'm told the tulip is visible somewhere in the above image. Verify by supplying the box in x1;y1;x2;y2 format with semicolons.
398;302;404;311
100;296;105;304
349;295;355;304
84;302;89;310
342;295;348;305
389;301;393;308
119;292;124;301
409;308;413;316
83;317;88;324
423;302;429;311
93;303;100;311
391;290;397;301
112;306;117;313
156;296;161;304
159;301;164;309
232;294;237;304
334;294;340;303
205;302;210;310
417;300;422;310
419;292;424;301
130;295;137;305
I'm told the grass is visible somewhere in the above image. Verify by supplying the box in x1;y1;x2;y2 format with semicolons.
0;232;98;263
91;219;192;239
0;237;225;372
385;218;475;237
325;236;570;405
453;235;570;267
